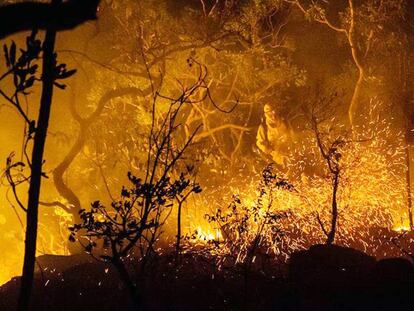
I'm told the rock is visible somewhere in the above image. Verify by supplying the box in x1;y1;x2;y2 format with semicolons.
373;257;414;283
289;244;376;288
368;258;414;311
288;244;376;311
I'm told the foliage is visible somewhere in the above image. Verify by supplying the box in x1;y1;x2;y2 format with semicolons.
69;170;200;258
1;30;76;214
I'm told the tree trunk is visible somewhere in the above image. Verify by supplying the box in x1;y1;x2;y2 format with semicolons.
347;0;365;128
52;124;84;224
327;173;339;245
53;87;146;229
405;134;413;231
176;201;182;258
112;256;142;311
18;1;59;310
348;67;364;127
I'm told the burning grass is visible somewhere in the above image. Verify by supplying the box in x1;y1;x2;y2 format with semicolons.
180;115;412;267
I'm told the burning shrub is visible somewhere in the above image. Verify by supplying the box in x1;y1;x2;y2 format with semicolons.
204;165;294;270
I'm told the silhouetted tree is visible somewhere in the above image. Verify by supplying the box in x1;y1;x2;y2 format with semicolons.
305;92;370;245
0;0;96;308
309;108;344;245
1;30;77;311
69;70;209;309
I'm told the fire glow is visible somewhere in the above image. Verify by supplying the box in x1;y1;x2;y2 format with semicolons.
0;114;412;285
0;3;414;311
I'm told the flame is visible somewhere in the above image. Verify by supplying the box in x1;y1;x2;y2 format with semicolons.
393;225;411;232
194;226;223;242
392;218;412;232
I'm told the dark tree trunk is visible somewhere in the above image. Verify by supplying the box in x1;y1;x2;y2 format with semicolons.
112;255;142;311
327;173;339;245
176;202;183;258
17;2;59;310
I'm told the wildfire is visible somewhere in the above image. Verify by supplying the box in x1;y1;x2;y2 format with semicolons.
182;113;411;262
1;112;412;285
